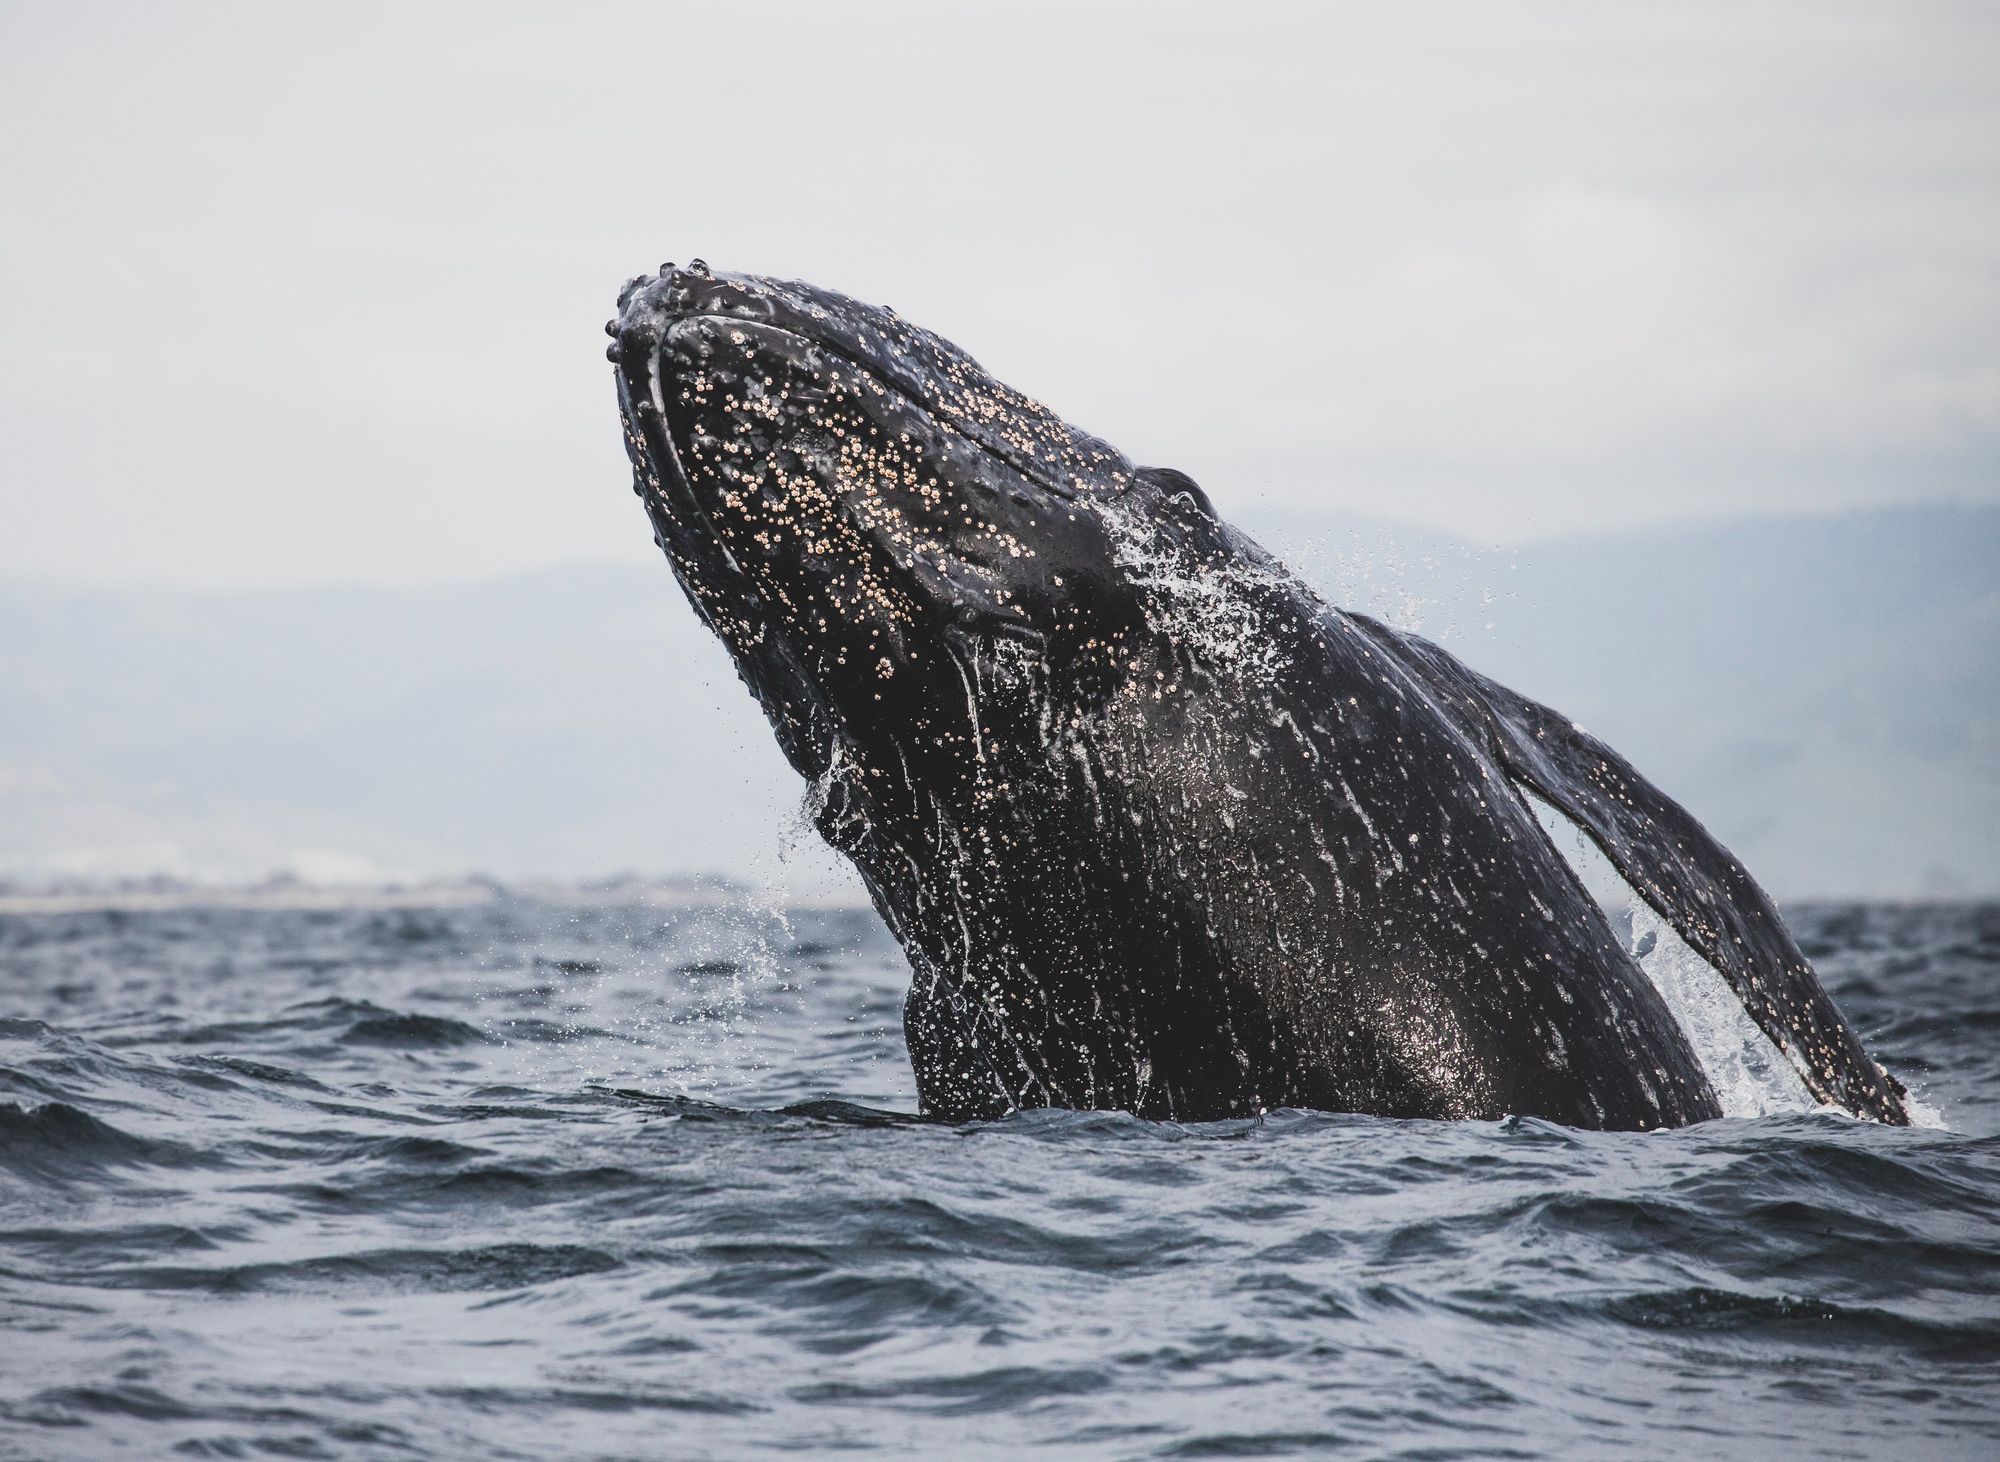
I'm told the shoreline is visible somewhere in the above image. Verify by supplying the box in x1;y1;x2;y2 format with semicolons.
0;883;1984;918
0;879;873;916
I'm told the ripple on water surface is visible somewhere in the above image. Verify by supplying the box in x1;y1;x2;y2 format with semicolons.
0;896;1995;1459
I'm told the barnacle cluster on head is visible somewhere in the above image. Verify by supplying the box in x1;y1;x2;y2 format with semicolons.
613;264;1238;818
620;267;1154;658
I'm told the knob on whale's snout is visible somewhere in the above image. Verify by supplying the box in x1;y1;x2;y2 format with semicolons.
610;267;677;365
609;259;728;365
615;272;655;312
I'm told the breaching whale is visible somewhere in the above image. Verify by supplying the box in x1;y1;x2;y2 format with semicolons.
607;261;1910;1130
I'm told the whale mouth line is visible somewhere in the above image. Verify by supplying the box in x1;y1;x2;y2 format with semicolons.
637;342;760;610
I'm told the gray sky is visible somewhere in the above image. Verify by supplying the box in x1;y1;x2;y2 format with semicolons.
3;1;1995;589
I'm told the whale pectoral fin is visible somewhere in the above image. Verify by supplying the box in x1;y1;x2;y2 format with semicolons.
1351;616;1910;1125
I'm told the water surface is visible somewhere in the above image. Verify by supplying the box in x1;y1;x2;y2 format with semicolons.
1;896;1995;1458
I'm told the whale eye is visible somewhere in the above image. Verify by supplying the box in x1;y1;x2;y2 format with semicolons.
1135;466;1216;519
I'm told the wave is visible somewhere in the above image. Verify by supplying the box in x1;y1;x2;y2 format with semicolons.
0;898;1993;1459
77;1242;620;1298
340;1012;490;1048
0;1102;215;1180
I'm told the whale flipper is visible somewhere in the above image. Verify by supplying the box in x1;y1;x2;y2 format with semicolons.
1352;616;1910;1125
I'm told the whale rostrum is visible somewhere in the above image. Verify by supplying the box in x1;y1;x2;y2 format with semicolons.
609;263;1910;1129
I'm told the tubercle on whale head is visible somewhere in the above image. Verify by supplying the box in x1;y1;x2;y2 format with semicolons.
608;260;1225;785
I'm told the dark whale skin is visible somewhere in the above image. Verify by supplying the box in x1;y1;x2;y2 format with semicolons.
607;262;1910;1129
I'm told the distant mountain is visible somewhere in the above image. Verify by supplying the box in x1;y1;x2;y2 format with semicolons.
1;504;1992;897
1250;502;1998;897
0;569;806;888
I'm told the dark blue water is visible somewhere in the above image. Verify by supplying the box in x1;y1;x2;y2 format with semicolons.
1;895;1995;1459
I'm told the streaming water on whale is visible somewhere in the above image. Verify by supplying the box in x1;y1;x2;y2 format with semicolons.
1;891;1995;1459
1523;789;1821;1120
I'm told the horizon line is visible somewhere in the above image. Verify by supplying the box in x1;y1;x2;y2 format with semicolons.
3;496;1991;600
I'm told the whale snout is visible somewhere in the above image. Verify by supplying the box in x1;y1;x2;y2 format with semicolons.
610;258;773;364
607;264;681;364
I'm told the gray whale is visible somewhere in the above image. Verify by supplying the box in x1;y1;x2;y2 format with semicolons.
607;261;1910;1129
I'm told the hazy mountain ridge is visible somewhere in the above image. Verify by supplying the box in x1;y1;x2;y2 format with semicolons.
1257;503;1998;896
1;504;1992;896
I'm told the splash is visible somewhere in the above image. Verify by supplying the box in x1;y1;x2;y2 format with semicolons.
1622;898;1818;1117
1521;787;1823;1119
486;901;791;1102
1099;499;1291;684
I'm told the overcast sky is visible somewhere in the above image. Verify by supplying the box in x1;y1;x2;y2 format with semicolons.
3;2;1995;590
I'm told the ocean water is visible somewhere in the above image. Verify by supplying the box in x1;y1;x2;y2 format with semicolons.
0;894;1995;1460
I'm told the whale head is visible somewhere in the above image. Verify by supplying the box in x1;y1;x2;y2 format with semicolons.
609;262;1223;790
